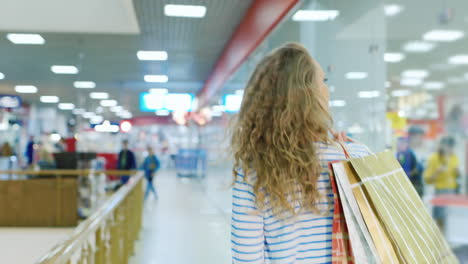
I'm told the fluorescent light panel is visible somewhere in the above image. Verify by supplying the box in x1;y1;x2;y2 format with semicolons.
358;91;380;98
402;69;429;79
448;55;468;65
51;65;79;74
423;82;445;90
292;10;339;21
90;92;109;99
15;85;37;94
384;52;405;63
73;108;85;115
74;81;96;89
401;78;423;86
346;72;368;80
164;4;206;18
144;75;168;83
111;106;123;112
384;4;403;16
391;90;411;97
82;112;95;119
137;51;168;61
7;33;45;45
58;103;75;110
423;30;464;42
329;100;346;107
100;100;118;107
403;41;436;53
40;96;59;103
0;72;4;79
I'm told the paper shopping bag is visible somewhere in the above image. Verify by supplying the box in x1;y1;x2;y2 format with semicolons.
349;151;458;264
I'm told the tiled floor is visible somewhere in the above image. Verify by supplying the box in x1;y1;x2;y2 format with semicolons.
129;168;232;264
0;227;72;264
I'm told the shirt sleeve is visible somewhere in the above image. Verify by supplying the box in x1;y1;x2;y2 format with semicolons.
424;155;437;183
231;173;265;263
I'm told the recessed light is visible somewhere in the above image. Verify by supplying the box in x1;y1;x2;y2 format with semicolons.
402;69;429;79
164;4;206;18
40;96;60;103
391;90;411;97
423;82;445;90
90;92;109;99
345;72;368;80
448;55;468;65
292;10;340;21
384;4;403;16
82;112;95;119
7;33;45;45
358;91;380;98
401;78;423;86
111;106;123;112
144;75;168;83
90;115;104;124
74;81;96;89
384;52;405;63
156;110;170;116
403;41;436;53
149;88;169;94
51;65;79;74
137;51;168;61
15;85;37;94
73;108;85;115
58;103;75;110
100;100;118;107
423;30;464;42
0;72;4;80
329;100;347;107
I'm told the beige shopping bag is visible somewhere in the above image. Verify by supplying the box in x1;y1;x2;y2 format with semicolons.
348;151;458;264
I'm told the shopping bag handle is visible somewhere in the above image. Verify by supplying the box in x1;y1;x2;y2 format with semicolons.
335;141;351;159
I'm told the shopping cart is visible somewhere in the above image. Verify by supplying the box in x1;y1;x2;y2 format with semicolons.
174;148;207;178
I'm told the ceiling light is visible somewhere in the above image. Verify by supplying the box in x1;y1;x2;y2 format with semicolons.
149;88;169;94
6;33;45;45
100;99;118;107
74;81;96;89
119;112;133;119
0;72;4;80
120;121;132;133
329;100;346;107
15;85;37;94
403;41;436;53
95;120;120;133
447;77;465;84
164;4;206;18
402;69;429;79
90;115;104;124
51;65;79;74
58;103;75;110
401;78;423;86
82;112;95;119
144;75;168;83
423;30;464;42
156;110;170;116
40;96;59;103
73;108;85;115
384;4;403;16
423;82;445;90
345;72;368;80
358;91;380;98
137;51;168;61
384;53;405;63
90;92;109;99
111;106;123;112
391;90;411;97
448;55;468;65
292;10;340;21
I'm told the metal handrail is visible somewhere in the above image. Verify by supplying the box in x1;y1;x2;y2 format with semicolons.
36;171;144;264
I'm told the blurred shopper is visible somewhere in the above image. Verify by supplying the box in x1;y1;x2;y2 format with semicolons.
117;140;136;185
36;142;56;169
141;146;160;199
55;138;67;152
396;137;424;196
230;43;372;264
25;136;35;167
424;136;460;231
0;142;13;157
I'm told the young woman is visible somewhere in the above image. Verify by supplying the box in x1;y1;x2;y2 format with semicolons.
230;43;371;263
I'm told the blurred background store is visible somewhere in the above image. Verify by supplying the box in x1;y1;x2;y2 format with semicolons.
0;0;467;263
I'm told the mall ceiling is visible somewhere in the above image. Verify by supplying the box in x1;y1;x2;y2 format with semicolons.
0;0;253;117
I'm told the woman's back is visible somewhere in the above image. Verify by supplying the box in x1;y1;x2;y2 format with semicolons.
231;142;370;264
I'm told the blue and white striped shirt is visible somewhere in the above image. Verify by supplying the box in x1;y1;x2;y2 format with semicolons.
231;142;370;263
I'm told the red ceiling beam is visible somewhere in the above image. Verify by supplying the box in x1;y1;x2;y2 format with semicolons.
197;0;300;108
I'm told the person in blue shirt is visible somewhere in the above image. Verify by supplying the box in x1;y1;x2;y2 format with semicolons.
396;137;423;196
141;146;161;199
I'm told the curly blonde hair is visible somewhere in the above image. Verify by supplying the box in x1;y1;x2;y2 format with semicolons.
231;43;332;216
